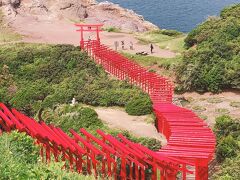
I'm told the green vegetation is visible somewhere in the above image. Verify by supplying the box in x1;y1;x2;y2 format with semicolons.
0;131;92;179
198;114;208;121
207;97;223;104
192;105;206;112
42;104;104;133
102;26;121;33
215;108;230;115
125;96;152;116
122;52;181;77
122;52;181;68
0;10;22;43
0;43;151;116
213;115;240;179
177;4;240;93
135;29;186;53
0;42;161;178
42;104;161;151
145;113;156;124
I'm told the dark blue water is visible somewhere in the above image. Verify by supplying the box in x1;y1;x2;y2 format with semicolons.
98;0;240;32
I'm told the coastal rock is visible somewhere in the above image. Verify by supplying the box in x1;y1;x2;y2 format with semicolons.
88;2;157;32
0;0;158;32
0;0;21;16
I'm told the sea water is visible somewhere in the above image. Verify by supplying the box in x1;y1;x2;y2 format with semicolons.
98;0;240;32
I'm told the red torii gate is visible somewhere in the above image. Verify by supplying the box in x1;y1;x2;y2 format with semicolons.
78;37;216;179
75;24;103;49
0;24;215;180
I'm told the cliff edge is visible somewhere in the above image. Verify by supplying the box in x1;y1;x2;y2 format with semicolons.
0;0;158;32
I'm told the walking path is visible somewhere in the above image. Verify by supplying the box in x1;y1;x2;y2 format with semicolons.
95;107;167;144
10;17;176;58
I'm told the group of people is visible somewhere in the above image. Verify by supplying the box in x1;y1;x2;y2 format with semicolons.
114;41;134;51
114;40;154;54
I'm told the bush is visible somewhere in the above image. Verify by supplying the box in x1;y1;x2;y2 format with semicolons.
0;132;93;179
213;155;240;179
0;43;151;115
160;29;182;37
107;129;161;151
214;115;240;162
214;115;240;140
216;135;239;162
178;4;240;92
42;104;104;133
125;95;152;116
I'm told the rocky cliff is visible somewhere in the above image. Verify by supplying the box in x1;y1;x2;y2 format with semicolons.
0;0;158;32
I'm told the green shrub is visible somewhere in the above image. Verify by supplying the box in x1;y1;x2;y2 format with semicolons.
0;131;94;179
1;131;39;164
214;115;240;162
216;135;239;162
29;162;94;180
108;130;161;151
160;29;182;37
178;4;240;92
125;95;152;116
43;104;104;132
214;115;240;140
0;43;151;115
213;155;240;179
149;29;182;37
220;4;240;18
103;26;121;32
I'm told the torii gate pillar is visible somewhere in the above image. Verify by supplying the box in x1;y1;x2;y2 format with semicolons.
75;24;103;49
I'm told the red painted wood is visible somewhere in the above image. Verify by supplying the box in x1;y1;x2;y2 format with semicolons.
0;25;216;180
81;38;216;179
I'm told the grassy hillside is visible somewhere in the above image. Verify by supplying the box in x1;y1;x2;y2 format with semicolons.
0;43;151;116
0;131;95;179
177;4;240;93
0;43;161;178
135;29;186;53
122;52;181;78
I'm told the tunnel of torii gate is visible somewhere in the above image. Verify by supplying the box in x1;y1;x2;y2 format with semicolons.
0;24;215;180
75;24;216;180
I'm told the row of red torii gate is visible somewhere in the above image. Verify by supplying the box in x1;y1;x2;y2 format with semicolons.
0;24;216;180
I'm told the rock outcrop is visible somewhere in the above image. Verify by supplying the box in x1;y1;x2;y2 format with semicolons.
0;0;158;32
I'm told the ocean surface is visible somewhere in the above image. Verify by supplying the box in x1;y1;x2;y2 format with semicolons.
98;0;240;32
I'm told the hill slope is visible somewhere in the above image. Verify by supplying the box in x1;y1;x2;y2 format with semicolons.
0;43;151;115
177;4;240;93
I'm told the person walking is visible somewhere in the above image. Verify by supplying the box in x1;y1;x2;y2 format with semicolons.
114;41;119;51
121;40;125;50
129;41;134;50
150;44;154;54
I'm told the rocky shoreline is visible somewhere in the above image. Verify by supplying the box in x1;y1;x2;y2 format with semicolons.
0;0;158;32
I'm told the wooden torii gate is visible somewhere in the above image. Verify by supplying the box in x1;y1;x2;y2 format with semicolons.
75;24;103;49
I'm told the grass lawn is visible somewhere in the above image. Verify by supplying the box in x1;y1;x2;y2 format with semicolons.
135;30;186;53
121;52;182;78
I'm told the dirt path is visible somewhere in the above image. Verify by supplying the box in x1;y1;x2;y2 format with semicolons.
176;91;240;127
95;107;167;145
10;16;176;58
